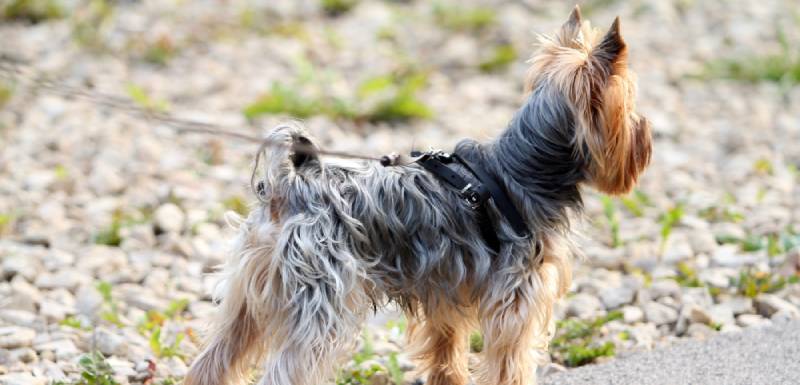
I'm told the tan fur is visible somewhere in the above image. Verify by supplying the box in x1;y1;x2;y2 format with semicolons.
526;6;651;195
408;304;473;385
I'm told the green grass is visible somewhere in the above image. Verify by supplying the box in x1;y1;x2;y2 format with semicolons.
671;262;703;288
142;35;177;66
699;30;800;86
2;0;63;23
244;82;324;120
244;70;432;123
0;212;15;235
336;363;385;385
433;3;496;32
96;281;124;327
71;0;114;50
717;229;800;257
358;72;433;122
126;84;169;113
136;298;190;359
551;311;622;367
53;351;119;385
658;204;684;254
702;52;800;85
321;0;358;16
478;44;518;73
0;81;13;109
753;158;774;175
581;0;621;16
149;326;186;359
698;206;744;223
734;269;796;298
386;353;404;385
469;331;484;353
94;211;123;247
601;196;621;248
620;190;651;217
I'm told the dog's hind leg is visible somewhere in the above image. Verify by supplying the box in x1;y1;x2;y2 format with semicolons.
254;214;371;385
185;213;277;385
407;304;472;385
184;292;264;385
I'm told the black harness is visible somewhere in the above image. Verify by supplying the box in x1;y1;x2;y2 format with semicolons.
410;149;529;252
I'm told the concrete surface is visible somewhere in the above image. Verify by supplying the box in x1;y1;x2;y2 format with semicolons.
542;320;800;385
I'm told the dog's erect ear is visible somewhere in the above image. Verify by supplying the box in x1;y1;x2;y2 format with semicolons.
557;5;584;47
591;17;627;74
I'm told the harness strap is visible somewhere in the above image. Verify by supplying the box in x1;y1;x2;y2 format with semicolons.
416;154;500;251
451;154;530;238
414;150;529;252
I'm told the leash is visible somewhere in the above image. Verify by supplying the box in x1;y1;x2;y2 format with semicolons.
1;55;529;250
0;55;387;164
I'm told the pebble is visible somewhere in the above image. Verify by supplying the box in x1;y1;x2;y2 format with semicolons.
736;314;770;328
96;328;129;357
0;327;36;349
754;294;800;318
565;293;604;319
599;286;636;310
0;373;47;385
154;203;186;234
621;306;645;324
643;302;679;325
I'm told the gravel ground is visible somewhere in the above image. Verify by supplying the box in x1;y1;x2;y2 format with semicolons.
1;0;799;384
542;320;800;385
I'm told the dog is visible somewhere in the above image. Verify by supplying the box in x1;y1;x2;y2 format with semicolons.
185;6;651;385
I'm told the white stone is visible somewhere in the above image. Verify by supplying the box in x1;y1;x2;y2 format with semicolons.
154;203;185;233
621;305;644;324
648;279;681;300
0;326;36;349
686;323;716;339
643;301;679;325
95;328;128;357
599;286;636;310
0;373;47;385
0;310;37;328
712;245;763;268
34;339;79;360
565;293;604;319
736;314;770;328
754;294;800;318
718;297;754;316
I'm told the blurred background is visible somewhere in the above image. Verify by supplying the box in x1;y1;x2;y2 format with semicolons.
0;0;799;384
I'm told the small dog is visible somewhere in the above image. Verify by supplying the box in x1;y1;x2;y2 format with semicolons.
186;6;651;385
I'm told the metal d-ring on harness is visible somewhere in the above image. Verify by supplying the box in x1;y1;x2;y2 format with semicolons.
408;149;530;252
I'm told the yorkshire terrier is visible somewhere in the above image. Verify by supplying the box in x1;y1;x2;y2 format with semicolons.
186;6;651;385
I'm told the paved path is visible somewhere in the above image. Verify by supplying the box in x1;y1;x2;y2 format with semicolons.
542;320;800;385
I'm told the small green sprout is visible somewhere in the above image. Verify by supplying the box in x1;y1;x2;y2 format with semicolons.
321;0;358;16
96;281;123;327
433;3;496;31
2;0;63;23
601;196;621;248
126;84;169;113
469;332;484;353
478;44;517;73
659;204;684;254
52;351;119;385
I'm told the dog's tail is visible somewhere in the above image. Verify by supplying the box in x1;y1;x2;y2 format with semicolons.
250;122;321;203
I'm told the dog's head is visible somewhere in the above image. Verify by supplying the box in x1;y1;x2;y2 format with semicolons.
525;6;651;195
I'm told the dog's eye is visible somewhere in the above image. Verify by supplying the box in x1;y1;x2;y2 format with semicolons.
256;181;266;196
